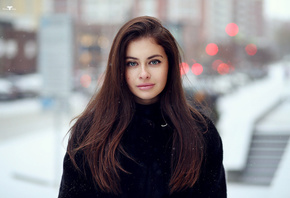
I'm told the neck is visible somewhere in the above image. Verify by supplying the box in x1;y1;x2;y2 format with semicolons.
134;96;160;105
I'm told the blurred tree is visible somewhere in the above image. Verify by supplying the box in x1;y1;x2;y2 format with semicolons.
247;47;276;67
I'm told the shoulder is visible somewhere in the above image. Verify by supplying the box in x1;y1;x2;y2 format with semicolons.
63;151;88;176
202;114;222;147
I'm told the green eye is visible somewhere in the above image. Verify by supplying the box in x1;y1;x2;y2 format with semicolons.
150;60;160;65
127;62;137;67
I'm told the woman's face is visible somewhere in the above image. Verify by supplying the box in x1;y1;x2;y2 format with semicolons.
125;37;169;105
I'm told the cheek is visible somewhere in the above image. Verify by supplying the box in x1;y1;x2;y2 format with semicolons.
161;68;169;84
125;74;132;86
126;77;130;84
125;71;129;82
163;75;168;86
125;70;134;85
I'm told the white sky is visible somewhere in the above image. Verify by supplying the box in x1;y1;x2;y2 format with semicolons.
264;0;290;20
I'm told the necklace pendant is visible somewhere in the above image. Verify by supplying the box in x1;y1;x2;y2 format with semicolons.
161;123;168;127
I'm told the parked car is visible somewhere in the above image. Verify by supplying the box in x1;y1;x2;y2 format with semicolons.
0;78;19;100
14;74;42;98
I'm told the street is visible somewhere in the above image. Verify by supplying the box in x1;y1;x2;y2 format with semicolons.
0;95;88;198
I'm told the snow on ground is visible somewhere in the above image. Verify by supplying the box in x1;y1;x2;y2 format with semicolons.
0;98;41;118
0;129;62;198
217;63;289;171
0;94;88;198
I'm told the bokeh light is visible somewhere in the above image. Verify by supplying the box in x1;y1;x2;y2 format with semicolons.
80;34;94;47
206;43;219;56
191;63;203;75
212;59;223;70
98;36;109;49
180;62;189;75
80;74;92;88
79;52;92;65
245;44;257;56
217;63;230;75
225;23;239;37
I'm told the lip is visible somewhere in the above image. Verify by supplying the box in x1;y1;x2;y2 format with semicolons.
137;83;155;90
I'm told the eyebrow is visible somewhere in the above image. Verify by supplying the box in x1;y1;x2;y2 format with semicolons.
125;54;163;60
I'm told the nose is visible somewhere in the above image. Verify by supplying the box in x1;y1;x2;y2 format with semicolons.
139;65;151;79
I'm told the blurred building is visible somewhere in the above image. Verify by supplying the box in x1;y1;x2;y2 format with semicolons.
198;0;266;74
0;0;267;78
0;0;46;76
233;0;264;38
0;0;44;30
202;0;233;42
131;0;265;69
45;0;134;92
131;0;202;63
0;26;37;75
202;0;264;41
52;0;133;24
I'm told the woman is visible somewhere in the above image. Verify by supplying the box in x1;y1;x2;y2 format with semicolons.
58;16;227;198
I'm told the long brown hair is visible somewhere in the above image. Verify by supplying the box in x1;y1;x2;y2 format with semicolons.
67;16;206;194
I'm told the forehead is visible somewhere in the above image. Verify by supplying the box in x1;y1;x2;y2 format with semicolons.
126;37;166;57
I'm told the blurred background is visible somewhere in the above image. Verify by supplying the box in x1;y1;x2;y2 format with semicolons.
0;0;290;197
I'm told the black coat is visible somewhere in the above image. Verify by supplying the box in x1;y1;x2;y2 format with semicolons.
58;102;227;198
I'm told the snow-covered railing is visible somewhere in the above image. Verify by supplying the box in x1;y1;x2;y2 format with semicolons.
217;63;285;171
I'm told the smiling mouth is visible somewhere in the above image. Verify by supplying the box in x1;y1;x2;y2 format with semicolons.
137;84;155;90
